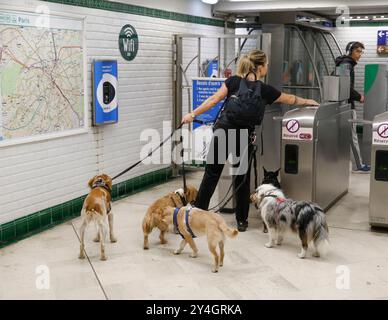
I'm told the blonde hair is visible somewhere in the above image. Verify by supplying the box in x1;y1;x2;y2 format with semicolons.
236;50;267;78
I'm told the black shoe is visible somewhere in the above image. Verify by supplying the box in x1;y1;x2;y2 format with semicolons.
237;221;248;232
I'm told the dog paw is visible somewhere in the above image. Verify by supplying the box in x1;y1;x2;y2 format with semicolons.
143;246;149;250
93;237;100;243
212;268;219;273
110;237;117;243
160;239;167;245
297;252;306;259
265;242;273;248
78;254;85;259
312;252;320;258
100;256;107;261
189;252;198;258
173;249;181;255
276;238;283;246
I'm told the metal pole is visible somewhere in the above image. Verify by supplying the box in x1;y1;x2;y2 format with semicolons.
198;37;201;77
218;37;221;77
288;25;323;101
173;35;183;177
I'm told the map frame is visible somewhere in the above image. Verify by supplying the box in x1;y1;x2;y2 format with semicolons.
0;8;88;147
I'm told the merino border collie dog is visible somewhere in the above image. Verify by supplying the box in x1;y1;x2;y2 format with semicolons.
251;184;330;259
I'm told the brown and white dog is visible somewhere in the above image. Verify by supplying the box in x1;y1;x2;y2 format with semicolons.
79;174;117;261
162;206;238;273
142;186;198;250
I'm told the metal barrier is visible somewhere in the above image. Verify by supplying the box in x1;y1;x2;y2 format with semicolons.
369;111;388;227
280;101;352;210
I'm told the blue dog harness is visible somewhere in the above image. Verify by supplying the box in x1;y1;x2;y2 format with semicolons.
173;207;196;239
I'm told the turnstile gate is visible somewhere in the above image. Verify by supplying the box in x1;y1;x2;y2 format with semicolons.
362;64;388;165
369;111;388;227
280;101;352;210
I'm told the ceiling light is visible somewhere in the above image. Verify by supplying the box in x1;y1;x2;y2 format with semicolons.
201;0;219;4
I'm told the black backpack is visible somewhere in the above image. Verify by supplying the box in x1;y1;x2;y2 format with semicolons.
216;76;265;129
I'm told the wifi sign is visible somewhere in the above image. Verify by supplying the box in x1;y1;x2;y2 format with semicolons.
119;24;139;61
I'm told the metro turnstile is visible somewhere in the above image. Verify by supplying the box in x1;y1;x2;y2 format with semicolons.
362;64;388;165
369;111;388;227
280;102;352;210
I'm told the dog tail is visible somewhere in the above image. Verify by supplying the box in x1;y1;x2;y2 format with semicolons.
313;209;330;257
219;222;238;239
142;208;154;234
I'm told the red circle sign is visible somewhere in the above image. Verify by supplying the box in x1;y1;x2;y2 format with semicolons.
377;123;388;138
286;119;300;133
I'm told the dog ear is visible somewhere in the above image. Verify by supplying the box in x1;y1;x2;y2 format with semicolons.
275;168;280;175
88;176;96;189
263;167;268;174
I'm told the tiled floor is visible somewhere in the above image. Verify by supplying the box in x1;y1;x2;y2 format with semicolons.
1;170;387;300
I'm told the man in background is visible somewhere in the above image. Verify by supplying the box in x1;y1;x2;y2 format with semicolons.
335;41;370;173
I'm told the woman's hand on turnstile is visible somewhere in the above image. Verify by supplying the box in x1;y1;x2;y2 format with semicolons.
304;99;320;106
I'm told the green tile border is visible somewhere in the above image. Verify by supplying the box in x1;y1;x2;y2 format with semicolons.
0;166;173;249
42;0;235;28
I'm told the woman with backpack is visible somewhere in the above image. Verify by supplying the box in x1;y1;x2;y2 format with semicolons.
182;49;319;232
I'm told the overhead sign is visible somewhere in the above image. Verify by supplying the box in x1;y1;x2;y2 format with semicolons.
119;24;139;61
377;30;388;54
93;60;118;125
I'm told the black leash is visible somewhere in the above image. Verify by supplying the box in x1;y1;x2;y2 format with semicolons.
180;135;187;193
112;122;184;181
112;119;210;182
208;143;257;213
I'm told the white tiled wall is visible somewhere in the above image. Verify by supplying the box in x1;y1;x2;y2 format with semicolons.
0;0;227;224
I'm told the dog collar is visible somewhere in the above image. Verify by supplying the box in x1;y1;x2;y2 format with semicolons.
92;181;112;195
262;194;286;203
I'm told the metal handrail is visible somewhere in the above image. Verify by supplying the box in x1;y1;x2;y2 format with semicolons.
287;25;323;101
310;30;330;75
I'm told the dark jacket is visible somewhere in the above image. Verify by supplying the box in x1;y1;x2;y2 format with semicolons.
335;55;362;109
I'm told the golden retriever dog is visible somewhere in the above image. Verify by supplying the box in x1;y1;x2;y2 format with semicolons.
79;174;117;261
142;186;198;250
162;206;238;273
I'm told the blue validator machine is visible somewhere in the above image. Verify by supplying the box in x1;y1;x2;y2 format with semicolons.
93;60;119;125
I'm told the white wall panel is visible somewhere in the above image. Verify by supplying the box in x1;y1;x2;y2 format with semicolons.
0;0;226;223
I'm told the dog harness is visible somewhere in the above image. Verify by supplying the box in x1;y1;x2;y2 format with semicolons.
262;193;287;224
173;207;196;239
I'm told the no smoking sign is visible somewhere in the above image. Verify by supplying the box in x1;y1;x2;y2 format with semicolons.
377;123;388;138
286;119;300;133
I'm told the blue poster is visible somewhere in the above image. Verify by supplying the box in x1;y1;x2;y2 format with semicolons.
192;77;225;130
93;60;118;125
207;60;219;77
